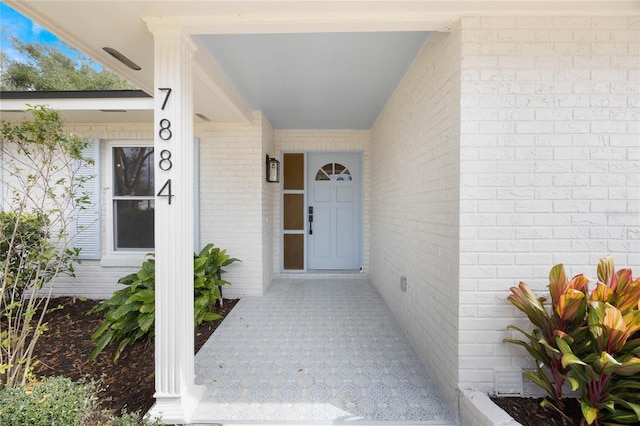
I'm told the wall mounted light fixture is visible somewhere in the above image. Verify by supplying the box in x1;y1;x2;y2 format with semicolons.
266;155;280;183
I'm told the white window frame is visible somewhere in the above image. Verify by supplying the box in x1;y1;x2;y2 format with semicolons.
102;140;154;266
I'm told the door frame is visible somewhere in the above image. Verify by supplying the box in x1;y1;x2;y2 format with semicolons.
280;150;364;273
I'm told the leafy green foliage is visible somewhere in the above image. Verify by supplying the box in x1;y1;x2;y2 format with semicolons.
0;211;78;303
0;376;98;425
89;244;240;361
0;376;161;425
0;36;135;91
559;257;640;425
89;257;156;362
0;212;47;300
505;256;640;425
194;243;241;325
504;264;590;414
1;106;93;390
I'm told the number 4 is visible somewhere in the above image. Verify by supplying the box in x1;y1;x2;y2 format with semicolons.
157;179;174;204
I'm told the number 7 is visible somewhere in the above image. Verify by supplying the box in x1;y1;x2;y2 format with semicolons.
159;88;172;110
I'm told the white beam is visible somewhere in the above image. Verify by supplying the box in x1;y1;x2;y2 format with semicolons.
0;98;154;112
134;1;640;35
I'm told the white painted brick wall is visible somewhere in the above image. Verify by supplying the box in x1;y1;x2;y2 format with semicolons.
261;116;276;291
198;112;268;298
274;130;371;273
49;116;272;299
1;137;127;300
51;123;155;298
370;27;462;413
459;15;640;395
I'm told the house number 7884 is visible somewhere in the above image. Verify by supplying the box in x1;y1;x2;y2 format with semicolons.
156;87;174;204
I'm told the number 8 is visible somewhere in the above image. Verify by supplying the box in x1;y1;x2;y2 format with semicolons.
159;150;173;171
159;119;172;140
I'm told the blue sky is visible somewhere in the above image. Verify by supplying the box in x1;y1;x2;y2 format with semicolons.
0;2;92;65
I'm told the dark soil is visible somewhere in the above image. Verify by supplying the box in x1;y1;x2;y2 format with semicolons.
491;396;583;425
31;297;238;416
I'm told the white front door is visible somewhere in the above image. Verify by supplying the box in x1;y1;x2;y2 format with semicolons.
307;152;362;270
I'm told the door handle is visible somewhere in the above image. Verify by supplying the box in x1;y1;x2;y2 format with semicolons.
308;206;313;235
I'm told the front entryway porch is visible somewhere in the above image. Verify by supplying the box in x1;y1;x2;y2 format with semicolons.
190;277;455;425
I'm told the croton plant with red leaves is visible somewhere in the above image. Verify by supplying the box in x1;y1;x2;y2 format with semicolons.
505;256;640;425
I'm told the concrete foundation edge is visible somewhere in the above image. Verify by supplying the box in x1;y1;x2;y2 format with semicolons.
459;389;521;426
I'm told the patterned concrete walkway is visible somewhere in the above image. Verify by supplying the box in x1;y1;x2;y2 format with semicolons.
192;277;455;425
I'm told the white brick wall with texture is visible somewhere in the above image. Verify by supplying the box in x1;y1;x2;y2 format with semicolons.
370;28;462;413
198;113;268;298
50;117;270;299
261;116;277;291
459;16;640;394
52;123;155;298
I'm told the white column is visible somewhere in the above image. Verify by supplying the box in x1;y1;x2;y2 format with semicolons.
146;25;203;424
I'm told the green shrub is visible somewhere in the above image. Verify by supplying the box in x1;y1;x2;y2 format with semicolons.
90;243;240;361
0;376;95;425
505;256;640;424
0;376;161;425
1;211;79;301
1;105;92;390
0;212;47;301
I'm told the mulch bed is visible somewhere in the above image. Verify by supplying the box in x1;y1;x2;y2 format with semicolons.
491;396;583;425
31;297;238;416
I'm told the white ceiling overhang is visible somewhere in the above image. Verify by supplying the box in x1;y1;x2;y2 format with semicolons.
3;1;639;129
0;91;155;123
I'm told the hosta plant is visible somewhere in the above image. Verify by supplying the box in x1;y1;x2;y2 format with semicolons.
89;256;156;361
89;244;240;361
194;243;240;322
505;256;640;424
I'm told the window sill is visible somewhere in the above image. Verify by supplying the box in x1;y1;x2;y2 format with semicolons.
100;253;150;268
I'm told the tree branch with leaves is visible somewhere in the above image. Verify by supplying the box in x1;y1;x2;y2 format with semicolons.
0;36;135;91
0;106;94;390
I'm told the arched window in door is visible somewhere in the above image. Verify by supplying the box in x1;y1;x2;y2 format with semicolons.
315;163;352;181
